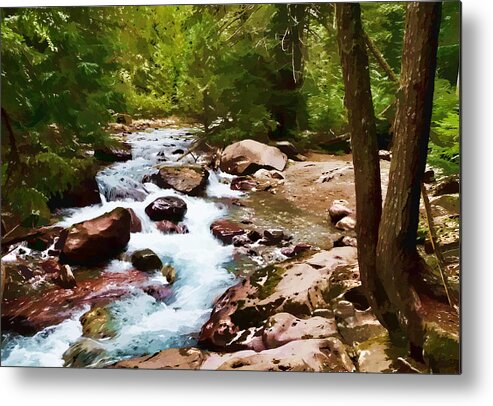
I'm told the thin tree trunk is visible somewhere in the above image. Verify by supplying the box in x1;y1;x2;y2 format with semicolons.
363;31;399;83
376;2;442;359
336;3;399;332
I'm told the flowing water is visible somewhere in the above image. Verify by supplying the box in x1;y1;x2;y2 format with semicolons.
1;128;244;367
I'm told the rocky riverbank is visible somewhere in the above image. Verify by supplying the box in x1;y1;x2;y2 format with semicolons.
1;123;460;372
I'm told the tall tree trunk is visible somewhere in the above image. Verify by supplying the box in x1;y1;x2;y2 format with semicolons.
376;2;442;359
336;3;399;332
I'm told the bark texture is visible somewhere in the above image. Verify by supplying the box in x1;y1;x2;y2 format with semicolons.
336;3;398;332
375;2;442;356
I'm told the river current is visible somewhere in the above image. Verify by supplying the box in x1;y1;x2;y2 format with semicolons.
1;128;243;367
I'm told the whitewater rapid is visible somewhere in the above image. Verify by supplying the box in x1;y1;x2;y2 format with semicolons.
2;128;243;367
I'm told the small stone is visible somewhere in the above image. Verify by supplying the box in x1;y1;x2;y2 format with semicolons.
328;200;353;223
161;264;177;284
246;229;262;242
131;249;162;272
263;229;285;245
335;216;356;231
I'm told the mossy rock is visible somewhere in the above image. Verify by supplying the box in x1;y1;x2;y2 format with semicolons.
423;322;460;374
80;306;117;339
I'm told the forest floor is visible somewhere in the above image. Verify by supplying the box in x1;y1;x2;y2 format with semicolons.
278;151;390;217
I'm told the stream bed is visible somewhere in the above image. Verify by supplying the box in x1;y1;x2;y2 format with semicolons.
1;128;246;367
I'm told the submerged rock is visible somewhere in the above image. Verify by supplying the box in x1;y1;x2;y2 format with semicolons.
131;249;162;272
2;269;150;335
145;196;187;222
155;220;189;234
220;139;287;175
60;208;131;265
143;165;209;196
143;284;173;301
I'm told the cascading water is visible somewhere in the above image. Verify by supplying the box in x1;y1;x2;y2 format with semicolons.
1;128;243;367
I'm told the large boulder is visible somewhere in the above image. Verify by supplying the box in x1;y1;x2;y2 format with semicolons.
113;338;354;372
220;139;288;175
210;219;245;245
261;313;338;350
198;247;358;350
131;249;162;272
143;165;209;196
202;338;355;372
145;197;187;222
60;207;131;265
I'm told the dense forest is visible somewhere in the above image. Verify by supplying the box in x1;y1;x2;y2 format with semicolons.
1;2;460;373
1;3;459;223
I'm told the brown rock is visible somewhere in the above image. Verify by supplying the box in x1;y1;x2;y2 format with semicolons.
198;247;358;350
220;139;287;175
210;219;245;245
131;249;162;272
335;216;356;231
113;347;206;370
230;177;258;191
328;199;353;223
262;313;339;349
145;196;187;222
1;269;150;335
432;174;459;196
143;165;209;196
155;220;189;234
203;338;355;372
126;208;142;233
280;243;311;257
48;173;101;210
95;141;132;162
60;207;131;265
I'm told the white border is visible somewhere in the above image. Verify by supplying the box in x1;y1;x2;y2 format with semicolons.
2;0;492;404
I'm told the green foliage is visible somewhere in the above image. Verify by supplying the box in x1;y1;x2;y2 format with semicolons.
1;7;124;220
1;3;460;221
429;79;460;175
